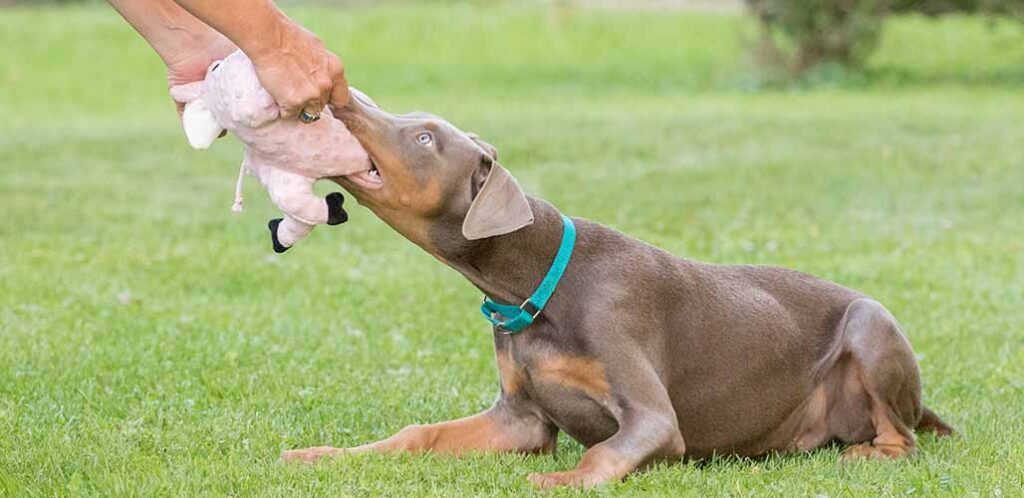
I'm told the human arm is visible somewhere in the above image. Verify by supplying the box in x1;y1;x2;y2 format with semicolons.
107;0;237;116
108;0;349;119
171;0;349;118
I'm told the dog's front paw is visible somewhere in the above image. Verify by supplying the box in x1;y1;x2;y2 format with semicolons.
840;443;913;461
527;470;607;490
280;446;341;463
325;192;348;226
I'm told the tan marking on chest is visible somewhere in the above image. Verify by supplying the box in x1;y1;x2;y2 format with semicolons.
534;356;611;399
496;350;526;395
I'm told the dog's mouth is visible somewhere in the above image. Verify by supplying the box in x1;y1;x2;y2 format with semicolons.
345;154;383;190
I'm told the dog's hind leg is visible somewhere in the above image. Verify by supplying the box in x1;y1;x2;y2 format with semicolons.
829;299;923;461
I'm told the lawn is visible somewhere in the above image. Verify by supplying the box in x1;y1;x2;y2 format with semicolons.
1;2;1023;496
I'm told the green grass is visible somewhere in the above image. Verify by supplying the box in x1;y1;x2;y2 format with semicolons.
2;2;1023;496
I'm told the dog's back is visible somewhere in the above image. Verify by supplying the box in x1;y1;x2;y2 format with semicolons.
561;216;902;456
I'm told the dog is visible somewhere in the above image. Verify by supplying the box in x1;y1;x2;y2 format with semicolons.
280;91;954;489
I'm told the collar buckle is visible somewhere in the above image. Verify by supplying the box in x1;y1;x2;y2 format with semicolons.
520;299;542;320
478;213;576;335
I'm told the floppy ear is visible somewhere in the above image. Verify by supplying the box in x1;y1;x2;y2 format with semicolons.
462;154;534;240
467;133;498;161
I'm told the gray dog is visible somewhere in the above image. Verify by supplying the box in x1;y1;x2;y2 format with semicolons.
281;91;953;489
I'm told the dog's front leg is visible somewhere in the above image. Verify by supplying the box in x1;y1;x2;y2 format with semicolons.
281;401;556;462
528;368;685;489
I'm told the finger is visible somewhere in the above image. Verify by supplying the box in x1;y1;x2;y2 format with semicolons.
327;55;349;107
278;102;299;119
326;100;345;118
319;91;332;115
283;94;319;121
322;65;340;109
175;100;192;141
278;92;310;119
309;87;329;118
318;79;332;112
330;82;350;109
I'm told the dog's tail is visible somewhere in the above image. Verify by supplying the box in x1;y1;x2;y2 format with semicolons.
916;406;955;437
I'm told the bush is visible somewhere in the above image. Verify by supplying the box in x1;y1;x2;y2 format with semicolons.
746;0;891;74
892;0;1024;17
747;0;1023;77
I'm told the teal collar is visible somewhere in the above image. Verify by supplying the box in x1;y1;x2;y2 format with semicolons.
480;214;576;334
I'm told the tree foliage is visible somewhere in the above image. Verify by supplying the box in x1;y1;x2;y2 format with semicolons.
746;0;1023;75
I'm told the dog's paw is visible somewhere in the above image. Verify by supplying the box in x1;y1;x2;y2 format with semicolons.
840;443;913;461
527;470;606;490
280;446;340;463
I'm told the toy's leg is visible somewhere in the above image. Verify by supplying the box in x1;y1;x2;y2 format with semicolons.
264;170;348;253
268;216;313;254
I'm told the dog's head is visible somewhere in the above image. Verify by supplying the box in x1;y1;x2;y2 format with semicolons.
332;90;533;255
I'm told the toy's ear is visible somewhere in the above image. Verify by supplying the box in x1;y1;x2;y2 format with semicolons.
170;82;223;150
180;98;223;150
462;153;533;240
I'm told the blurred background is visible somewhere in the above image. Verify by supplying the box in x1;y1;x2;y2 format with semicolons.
1;0;1022;496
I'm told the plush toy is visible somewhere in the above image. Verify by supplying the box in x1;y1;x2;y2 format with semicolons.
169;50;379;253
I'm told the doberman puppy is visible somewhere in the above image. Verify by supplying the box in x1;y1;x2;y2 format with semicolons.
281;91;954;489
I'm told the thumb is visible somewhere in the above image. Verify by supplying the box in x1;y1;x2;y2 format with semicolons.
169;81;204;104
330;77;350;109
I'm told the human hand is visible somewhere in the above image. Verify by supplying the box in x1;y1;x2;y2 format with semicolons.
248;21;349;121
164;32;237;118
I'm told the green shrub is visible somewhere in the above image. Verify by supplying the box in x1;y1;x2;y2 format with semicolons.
892;0;1024;17
746;0;892;74
746;0;1022;77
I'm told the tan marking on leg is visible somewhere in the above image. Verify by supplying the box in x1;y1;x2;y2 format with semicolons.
841;442;912;460
841;386;916;461
281;411;536;462
528;445;631;489
280;446;342;462
495;350;526;396
535;355;611;399
404;415;517;455
352;413;521;456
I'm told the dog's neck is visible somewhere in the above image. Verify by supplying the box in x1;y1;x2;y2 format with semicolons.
436;197;566;306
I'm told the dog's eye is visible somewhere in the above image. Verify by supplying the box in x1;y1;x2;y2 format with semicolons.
416;132;434;146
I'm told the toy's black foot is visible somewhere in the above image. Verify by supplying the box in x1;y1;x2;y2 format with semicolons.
268;218;289;254
326;192;348;226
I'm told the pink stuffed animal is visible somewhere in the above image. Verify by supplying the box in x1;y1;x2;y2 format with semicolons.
169;50;381;253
